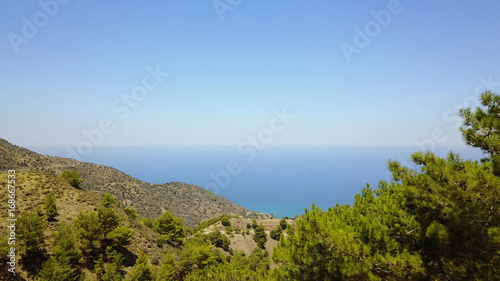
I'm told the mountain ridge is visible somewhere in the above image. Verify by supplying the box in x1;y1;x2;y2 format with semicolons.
0;138;273;227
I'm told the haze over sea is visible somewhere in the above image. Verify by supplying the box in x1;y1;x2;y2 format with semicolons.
29;145;484;218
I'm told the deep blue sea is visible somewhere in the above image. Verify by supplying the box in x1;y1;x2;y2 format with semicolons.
29;145;484;218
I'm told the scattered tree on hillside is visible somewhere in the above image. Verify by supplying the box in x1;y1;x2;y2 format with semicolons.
207;230;230;251
95;250;125;281
220;215;231;227
44;191;57;220
106;226;134;246
58;170;83;188
251;219;258;229
124;206;138;219
18;212;47;254
154;210;185;246
37;258;79;281
270;224;283;241
279;218;288;230
98;207;120;235
52;223;78;264
157;251;176;281
141;217;154;228
103;192;118;207
253;224;267;249
75;210;103;255
126;251;154;281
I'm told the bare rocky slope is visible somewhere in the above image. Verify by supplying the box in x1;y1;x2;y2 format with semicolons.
0;139;273;227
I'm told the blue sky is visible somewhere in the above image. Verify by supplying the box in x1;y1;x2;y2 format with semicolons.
1;0;499;149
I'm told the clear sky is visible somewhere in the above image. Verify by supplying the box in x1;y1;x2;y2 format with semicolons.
1;0;499;149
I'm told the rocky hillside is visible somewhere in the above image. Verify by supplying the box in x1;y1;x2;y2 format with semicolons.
0;139;273;227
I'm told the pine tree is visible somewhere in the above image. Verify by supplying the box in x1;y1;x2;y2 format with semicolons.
157;251;176;281
58;170;83;187
44;191;57;220
98;207;120;235
103;192;118;207
17;212;47;254
52;223;78;264
106;227;134;246
253;224;267;249
75;210;103;255
127;251;154;281
37;258;79;281
154;211;185;246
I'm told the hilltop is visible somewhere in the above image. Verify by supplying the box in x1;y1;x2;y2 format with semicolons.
0;139;273;227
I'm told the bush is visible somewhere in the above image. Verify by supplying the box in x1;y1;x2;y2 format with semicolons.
102;192;118;207
141;217;154;228
221;215;231;227
280;218;288;230
58;170;83;188
124;206;138;219
251;219;258;229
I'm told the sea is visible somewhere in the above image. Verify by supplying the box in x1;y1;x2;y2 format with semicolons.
29;145;484;218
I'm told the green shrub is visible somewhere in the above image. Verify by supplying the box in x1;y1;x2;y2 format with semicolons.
279;218;288;230
58;170;83;188
221;215;231;227
251;219;258;229
124;206;138;219
141;217;154;228
102;192;118;207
